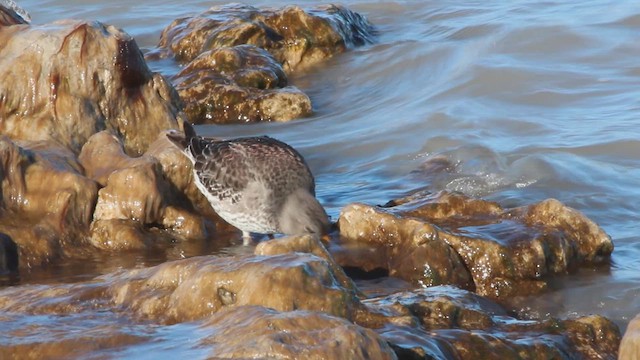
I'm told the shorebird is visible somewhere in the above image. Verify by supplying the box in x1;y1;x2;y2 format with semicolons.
167;121;330;244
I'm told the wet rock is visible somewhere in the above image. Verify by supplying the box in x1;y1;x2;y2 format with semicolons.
0;0;29;25
0;20;181;155
336;202;474;290
157;3;374;72
174;45;312;124
255;234;362;297
154;3;374;124
198;305;397;359
338;191;613;298
109;253;359;323
79;131;219;250
0;252;361;324
0;137;98;267
366;286;620;360
620;314;640;360
0;233;18;273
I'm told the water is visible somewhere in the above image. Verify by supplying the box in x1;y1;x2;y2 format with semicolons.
8;0;640;354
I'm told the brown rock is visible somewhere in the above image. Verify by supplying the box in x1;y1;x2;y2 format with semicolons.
337;203;474;290
338;191;613;298
255;234;362;297
620;313;640;360
198;305;397;359
0;252;361;324
157;3;374;72
0;1;29;26
174;45;312;124
366;286;620;360
110;253;359;323
79;131;218;250
0;20;181;155
0;137;98;267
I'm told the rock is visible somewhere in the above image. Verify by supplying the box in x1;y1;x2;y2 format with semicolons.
153;3;374;124
337;202;474;290
0;252;361;324
338;191;613;298
109;253;360;323
0;137;98;267
0;233;18;273
198;305;397;359
255;234;362;297
620;314;640;360
0;20;182;155
174;45;312;124
157;3;375;72
0;0;29;25
366;286;620;360
79;131;220;250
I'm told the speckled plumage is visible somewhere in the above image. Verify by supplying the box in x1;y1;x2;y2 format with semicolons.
167;122;330;241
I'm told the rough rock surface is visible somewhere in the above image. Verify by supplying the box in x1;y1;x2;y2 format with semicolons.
338;190;613;298
0;136;98;268
79;130;225;250
174;45;312;124
364;286;620;360
620;314;640;360
0;261;620;359
157;3;375;72
0;0;29;26
0;252;360;323
198;305;397;359
0;20;181;155
153;3;374;124
256;234;362;297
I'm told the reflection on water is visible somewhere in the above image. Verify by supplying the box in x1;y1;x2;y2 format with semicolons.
10;0;640;347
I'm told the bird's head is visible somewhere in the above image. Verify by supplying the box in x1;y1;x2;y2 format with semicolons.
279;188;331;237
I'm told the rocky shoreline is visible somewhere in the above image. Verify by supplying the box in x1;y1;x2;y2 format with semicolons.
0;2;633;359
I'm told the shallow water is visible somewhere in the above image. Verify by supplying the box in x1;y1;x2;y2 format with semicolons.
8;0;640;354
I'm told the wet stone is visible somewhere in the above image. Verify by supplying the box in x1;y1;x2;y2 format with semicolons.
365;286;620;360
173;45;312;124
154;3;374;124
338;190;613;299
79;131;221;250
0;233;18;273
0;19;181;155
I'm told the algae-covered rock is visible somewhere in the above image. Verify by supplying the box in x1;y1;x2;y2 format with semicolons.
338;191;613;298
154;3;374;124
174;45;312;124
0;20;181;155
366;286;620;360
198;305;397;360
157;3;375;72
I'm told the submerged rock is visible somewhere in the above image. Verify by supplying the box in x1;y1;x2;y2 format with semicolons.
198;305;397;359
365;286;620;360
174;45;312;124
154;3;374;124
0;20;181;155
157;3;374;72
338;191;613;298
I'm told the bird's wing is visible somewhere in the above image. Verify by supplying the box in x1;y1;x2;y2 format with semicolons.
192;141;254;204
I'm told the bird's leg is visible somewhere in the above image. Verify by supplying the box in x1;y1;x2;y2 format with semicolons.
242;231;253;246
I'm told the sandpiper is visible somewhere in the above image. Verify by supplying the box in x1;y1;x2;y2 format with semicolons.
167;121;330;244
